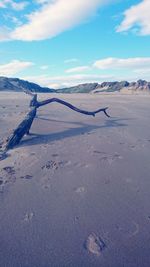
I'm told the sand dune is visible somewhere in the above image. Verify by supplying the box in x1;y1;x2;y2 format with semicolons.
0;92;150;267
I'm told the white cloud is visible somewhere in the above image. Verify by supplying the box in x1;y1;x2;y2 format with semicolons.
117;0;150;35
64;58;79;64
21;73;113;88
0;60;34;76
36;0;49;4
11;1;28;11
0;0;28;10
133;68;150;74
65;66;90;73
93;57;150;70
0;0;111;41
0;0;7;7
0;0;10;8
0;26;11;41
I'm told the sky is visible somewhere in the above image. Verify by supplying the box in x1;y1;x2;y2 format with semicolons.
0;0;150;88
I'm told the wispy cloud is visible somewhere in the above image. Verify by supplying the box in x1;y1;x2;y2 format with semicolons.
0;26;11;41
0;0;28;10
64;58;79;64
10;1;28;11
93;57;150;69
0;60;34;76
133;68;150;74
35;0;49;4
117;0;150;35
65;66;90;73
0;0;112;41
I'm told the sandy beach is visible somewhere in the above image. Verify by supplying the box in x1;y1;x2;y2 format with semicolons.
0;92;150;267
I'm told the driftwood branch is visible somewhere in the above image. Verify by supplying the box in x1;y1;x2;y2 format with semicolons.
0;94;110;157
6;107;37;150
36;98;110;118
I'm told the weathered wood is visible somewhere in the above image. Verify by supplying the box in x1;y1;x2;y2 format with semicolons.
30;94;38;107
6;106;37;150
3;94;110;153
37;98;110;117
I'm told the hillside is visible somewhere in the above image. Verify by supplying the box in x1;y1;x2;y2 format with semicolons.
94;80;150;93
0;77;150;94
57;83;98;93
0;77;55;93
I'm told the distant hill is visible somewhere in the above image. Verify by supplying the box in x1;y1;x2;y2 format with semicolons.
93;80;150;93
56;83;98;93
93;81;130;93
0;77;55;93
57;80;150;93
0;77;150;94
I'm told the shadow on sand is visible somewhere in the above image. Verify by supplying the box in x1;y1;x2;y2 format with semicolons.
19;117;131;148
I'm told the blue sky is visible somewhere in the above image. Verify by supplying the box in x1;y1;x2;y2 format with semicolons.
0;0;150;88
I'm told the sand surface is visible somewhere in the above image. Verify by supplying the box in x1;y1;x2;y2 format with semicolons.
0;92;150;267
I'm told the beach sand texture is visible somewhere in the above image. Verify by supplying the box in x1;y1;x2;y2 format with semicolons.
0;92;150;267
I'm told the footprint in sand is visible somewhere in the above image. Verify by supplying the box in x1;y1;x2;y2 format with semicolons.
3;166;15;175
85;233;106;256
74;162;89;168
23;212;34;222
129;144;137;150
20;174;33;180
110;153;123;163
99;153;123;165
75;186;86;194
93;150;123;165
41;160;71;171
40;176;51;189
0;166;16;188
42;183;51;189
51;154;59;158
128;222;139;237
41;160;59;170
74;216;79;222
93;150;107;155
30;152;36;156
116;221;139;238
129;140;145;151
104;179;110;185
